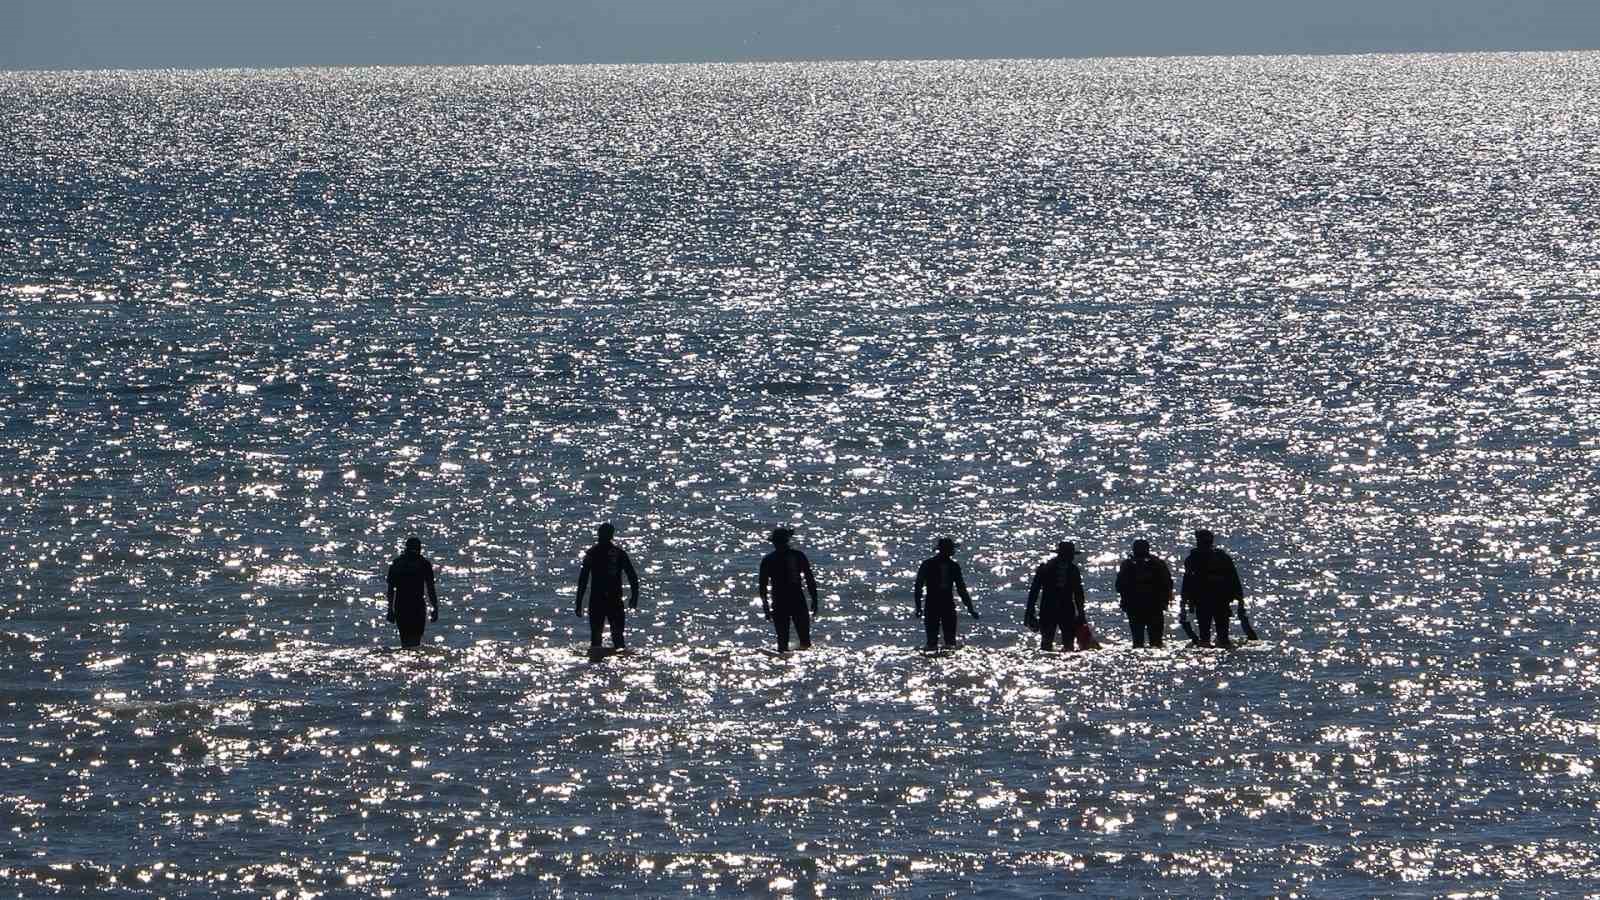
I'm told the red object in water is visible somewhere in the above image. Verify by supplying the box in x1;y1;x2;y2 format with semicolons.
1075;621;1102;651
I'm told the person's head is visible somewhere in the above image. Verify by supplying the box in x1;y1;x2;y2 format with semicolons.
405;536;422;554
1195;528;1215;548
1057;540;1076;559
1131;539;1150;559
936;538;956;557
598;522;616;543
769;527;793;547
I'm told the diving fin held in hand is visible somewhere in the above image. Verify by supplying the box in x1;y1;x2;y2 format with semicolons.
1238;598;1259;641
1179;615;1201;646
1178;598;1201;646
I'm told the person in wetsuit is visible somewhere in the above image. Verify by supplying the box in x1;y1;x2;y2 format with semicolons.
759;527;818;652
386;536;439;648
1026;541;1086;651
914;538;979;651
575;522;640;651
1115;539;1173;649
1181;528;1245;648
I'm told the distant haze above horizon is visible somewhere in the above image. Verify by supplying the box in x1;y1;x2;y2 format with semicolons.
3;0;1599;72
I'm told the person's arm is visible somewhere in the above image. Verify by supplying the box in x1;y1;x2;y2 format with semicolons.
1177;557;1192;621
1025;568;1042;625
913;561;927;617
426;562;438;622
1071;567;1086;620
1228;554;1257;638
1114;563;1129;608
575;554;591;617
385;564;397;622
955;563;976;617
758;557;772;619
802;554;818;613
623;551;640;609
1163;561;1175;608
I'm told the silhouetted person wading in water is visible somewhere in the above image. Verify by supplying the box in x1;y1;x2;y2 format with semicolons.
386;536;438;648
914;538;979;651
1026;541;1086;651
1116;539;1173;649
576;522;640;651
1181;528;1245;647
759;527;818;652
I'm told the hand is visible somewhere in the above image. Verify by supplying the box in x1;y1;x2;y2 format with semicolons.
430;609;438;623
629;599;638;611
385;609;395;623
969;609;980;621
763;607;772;621
810;602;818;615
575;607;585;619
914;606;923;619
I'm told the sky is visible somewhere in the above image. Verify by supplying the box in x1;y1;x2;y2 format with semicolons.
2;0;1599;72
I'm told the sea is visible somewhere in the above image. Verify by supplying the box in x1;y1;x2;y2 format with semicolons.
1;52;1598;897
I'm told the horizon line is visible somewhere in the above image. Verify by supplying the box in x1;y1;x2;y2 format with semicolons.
3;44;1597;78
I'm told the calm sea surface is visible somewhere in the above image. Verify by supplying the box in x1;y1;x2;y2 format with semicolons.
2;52;1599;897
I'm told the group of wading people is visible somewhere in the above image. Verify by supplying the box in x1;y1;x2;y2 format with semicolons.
384;525;1254;653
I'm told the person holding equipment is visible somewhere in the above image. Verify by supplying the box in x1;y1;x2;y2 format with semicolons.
1180;528;1252;647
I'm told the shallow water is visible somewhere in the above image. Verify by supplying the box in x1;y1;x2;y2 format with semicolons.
1;52;1599;896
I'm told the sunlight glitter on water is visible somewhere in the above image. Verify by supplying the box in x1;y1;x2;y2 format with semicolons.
2;51;1600;896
